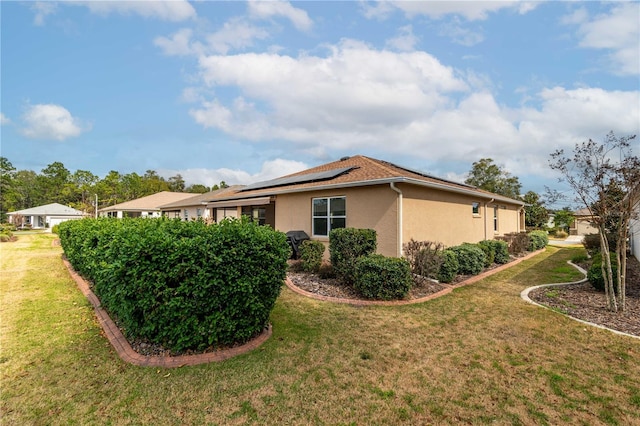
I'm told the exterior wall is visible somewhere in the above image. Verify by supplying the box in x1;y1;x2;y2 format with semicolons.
275;185;398;257
401;184;522;249
571;217;598;236
630;200;640;262
179;206;209;221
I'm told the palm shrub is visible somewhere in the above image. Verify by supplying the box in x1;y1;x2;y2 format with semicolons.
353;255;413;300
329;228;377;285
449;243;486;275
403;239;445;279
528;230;549;251
437;249;459;283
299;240;325;273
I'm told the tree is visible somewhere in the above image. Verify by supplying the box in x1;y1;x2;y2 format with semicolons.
552;208;574;233
0;157;16;221
186;184;210;193
465;158;522;199
549;132;639;312
522;191;548;229
39;162;71;204
168;174;185;192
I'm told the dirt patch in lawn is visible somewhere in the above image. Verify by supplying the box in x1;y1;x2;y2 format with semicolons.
528;255;640;337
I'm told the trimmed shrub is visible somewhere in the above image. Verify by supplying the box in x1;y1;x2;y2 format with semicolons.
329;228;377;285
449;243;486;275
437;249;459;283
555;230;568;239
497;232;530;255
587;252;618;294
353;255;412;300
299;239;325;273
59;217;290;353
0;234;10;242
51;224;60;234
477;240;495;267
489;239;510;264
403;239;445;279
528;230;549;251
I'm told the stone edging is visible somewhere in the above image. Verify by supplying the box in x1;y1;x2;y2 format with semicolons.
62;258;273;367
285;249;545;306
520;261;640;340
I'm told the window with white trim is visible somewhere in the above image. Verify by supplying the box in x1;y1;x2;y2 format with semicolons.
472;202;480;215
312;196;346;236
493;206;499;232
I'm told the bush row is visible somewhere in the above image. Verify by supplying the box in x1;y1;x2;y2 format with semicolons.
587;252;619;294
58;217;290;352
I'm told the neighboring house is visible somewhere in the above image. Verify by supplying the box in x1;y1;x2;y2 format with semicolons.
197;155;526;257
7;203;86;230
159;186;244;221
98;191;194;218
570;208;599;236
629;198;640;263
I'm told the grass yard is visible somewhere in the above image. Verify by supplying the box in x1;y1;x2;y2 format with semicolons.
1;234;639;425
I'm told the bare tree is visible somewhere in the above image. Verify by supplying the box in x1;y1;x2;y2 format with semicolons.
549;132;639;312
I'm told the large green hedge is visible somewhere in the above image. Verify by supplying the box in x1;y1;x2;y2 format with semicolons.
59;217;289;352
353;254;413;300
329;228;377;285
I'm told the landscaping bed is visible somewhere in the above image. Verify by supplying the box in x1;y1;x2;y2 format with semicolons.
528;255;640;337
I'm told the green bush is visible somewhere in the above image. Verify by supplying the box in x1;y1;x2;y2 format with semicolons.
299;240;325;273
477;240;495;267
437;249;459;283
403;239;445;279
353;255;412;300
329;228;377;285
0;234;11;242
449;243;486;275
587;252;618;294
528;230;549;251
59;217;289;353
555;230;568;239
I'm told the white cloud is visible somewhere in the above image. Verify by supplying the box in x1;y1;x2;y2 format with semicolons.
438;17;484;46
365;1;538;21
31;1;57;26
76;0;196;22
206;17;270;55
154;28;203;56
248;0;313;32
385;25;419;51
566;3;640;76
21;103;89;141
160;158;308;187
0;113;11;125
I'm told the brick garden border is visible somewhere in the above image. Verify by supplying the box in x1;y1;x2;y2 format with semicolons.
285;249;545;306
62;258;272;367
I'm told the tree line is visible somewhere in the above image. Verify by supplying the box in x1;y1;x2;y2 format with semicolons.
0;158;225;221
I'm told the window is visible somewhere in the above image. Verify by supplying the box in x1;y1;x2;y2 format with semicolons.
242;206;266;225
196;208;202;219
472;202;480;215
493;206;499;232
313;196;346;236
183;209;188;220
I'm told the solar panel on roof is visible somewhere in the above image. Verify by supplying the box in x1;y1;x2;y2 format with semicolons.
240;166;355;192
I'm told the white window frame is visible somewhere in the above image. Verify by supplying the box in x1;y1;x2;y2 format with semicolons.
312;196;346;237
472;202;480;216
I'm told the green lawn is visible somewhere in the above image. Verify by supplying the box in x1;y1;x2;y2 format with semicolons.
2;234;639;425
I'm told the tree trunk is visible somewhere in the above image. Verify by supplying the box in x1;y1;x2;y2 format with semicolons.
599;228;617;312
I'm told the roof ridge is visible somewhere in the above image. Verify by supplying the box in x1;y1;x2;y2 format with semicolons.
359;156;403;177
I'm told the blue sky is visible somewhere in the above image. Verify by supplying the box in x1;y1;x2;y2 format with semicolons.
1;1;638;201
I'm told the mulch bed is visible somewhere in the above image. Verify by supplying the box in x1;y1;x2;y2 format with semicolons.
528;256;640;337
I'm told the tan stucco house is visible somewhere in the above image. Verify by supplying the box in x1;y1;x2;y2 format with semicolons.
629;198;640;263
570;208;599;236
159;186;243;221
98;191;195;218
188;155;525;257
7;203;87;230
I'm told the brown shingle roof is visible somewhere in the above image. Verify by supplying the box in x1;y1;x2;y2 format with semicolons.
159;185;244;209
99;191;196;212
213;155;524;205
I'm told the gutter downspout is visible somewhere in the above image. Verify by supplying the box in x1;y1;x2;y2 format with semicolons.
390;182;403;257
484;198;494;240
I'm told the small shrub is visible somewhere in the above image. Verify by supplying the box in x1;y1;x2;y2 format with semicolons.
571;253;589;264
318;262;336;279
0;234;11;242
477;240;495;267
437;249;459;283
403;239;445;279
555;230;568;239
528;230;549;251
583;233;617;255
587;252;618;294
329;228;377;285
496;232;530;255
487;239;510;264
51;224;60;234
449;243;486;275
353;255;412;300
299;240;325;273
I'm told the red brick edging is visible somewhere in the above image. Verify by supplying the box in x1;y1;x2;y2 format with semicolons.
62;258;272;367
285;249;545;306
